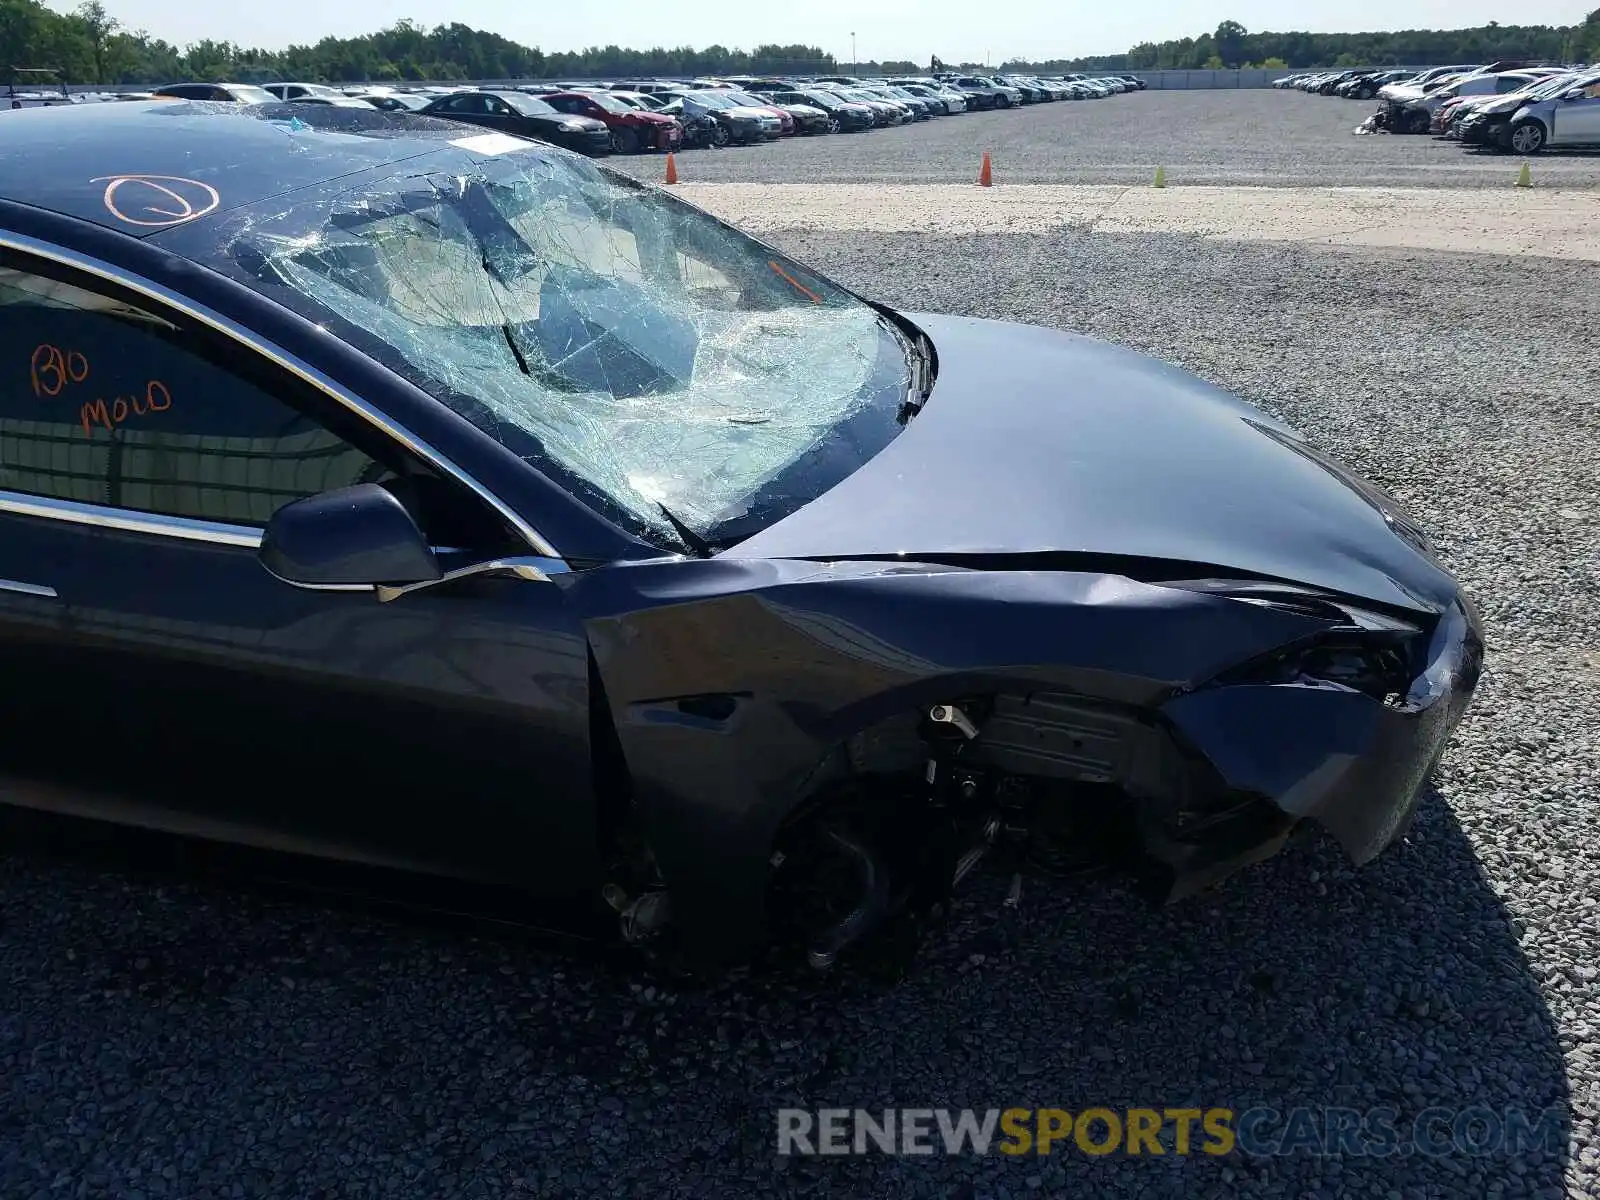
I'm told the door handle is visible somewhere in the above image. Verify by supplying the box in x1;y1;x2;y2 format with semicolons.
0;578;58;599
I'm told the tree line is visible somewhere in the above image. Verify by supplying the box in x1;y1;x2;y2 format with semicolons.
2;2;1596;87
1046;16;1599;72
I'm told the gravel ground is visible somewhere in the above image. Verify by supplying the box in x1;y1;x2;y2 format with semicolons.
675;182;1600;260
2;227;1598;1197
610;90;1600;189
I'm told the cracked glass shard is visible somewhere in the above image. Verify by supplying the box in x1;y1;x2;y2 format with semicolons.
235;149;913;546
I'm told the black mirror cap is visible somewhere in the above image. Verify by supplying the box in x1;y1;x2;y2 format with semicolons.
259;483;442;587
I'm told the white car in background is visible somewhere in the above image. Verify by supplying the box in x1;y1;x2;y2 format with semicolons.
1377;65;1481;104
262;82;344;101
6;68;72;110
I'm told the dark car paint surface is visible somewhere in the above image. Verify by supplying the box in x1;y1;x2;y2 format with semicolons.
731;314;1459;617
0;102;1483;962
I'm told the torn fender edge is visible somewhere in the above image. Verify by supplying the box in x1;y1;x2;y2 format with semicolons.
1161;599;1482;866
568;559;1341;962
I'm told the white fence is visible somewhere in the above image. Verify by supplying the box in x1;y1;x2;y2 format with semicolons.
47;67;1411;96
1139;69;1280;89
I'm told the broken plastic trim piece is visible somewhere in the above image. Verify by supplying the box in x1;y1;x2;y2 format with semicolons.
929;704;979;739
374;556;563;602
656;503;712;558
807;827;892;970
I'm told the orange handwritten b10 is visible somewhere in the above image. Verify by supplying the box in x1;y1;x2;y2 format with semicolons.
80;381;173;436
30;343;89;398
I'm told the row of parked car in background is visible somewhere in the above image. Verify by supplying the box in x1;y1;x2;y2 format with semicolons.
1275;61;1600;153
5;69;1146;155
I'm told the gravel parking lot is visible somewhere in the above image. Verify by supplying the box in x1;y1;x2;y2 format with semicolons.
3;93;1598;1199
611;89;1600;189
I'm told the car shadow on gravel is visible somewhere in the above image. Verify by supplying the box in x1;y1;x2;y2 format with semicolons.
728;787;1573;1196
0;783;1570;1198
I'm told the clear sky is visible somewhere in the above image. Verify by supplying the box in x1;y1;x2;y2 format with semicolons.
60;0;1587;60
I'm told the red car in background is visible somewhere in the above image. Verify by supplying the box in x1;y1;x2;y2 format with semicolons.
542;91;683;153
721;89;797;135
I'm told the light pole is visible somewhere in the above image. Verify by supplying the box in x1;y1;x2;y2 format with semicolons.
851;32;857;76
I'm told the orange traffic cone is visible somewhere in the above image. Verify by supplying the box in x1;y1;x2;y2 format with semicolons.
978;152;992;187
664;153;679;185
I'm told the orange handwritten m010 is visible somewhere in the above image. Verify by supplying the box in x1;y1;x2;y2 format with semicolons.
80;381;173;435
30;343;89;398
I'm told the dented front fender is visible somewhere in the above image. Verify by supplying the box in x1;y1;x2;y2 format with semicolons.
564;559;1334;960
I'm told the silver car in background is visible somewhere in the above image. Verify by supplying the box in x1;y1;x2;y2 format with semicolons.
891;81;968;113
1507;71;1600;154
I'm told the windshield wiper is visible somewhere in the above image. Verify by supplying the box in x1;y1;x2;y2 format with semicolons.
657;502;712;558
879;314;933;422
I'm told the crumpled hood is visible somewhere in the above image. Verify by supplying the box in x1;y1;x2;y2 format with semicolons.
1380;83;1426;103
1474;93;1538;114
727;314;1460;616
1406;92;1451;111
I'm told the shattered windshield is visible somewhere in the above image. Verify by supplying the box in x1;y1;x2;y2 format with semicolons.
502;93;557;116
223;147;913;550
1527;74;1576;98
1532;72;1597;98
229;86;278;104
579;92;631;113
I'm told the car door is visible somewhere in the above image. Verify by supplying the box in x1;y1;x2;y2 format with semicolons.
478;95;527;133
0;250;601;911
1551;79;1600;145
436;93;496;130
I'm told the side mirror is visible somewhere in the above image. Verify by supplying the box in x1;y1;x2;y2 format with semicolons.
259;483;441;588
1566;88;1585;102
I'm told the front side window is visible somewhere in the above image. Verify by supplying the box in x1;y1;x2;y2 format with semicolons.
504;94;557;117
225;85;276;105
0;265;378;526
221;151;916;549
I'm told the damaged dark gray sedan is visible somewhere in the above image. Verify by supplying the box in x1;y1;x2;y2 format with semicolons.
0;102;1482;967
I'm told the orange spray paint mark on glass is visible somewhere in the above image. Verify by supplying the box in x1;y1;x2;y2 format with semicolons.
80;380;173;436
767;260;824;305
30;343;89;397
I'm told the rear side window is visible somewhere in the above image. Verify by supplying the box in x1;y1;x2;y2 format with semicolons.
0;265;379;526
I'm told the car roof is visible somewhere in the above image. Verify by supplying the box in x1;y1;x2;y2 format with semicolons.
0;100;523;240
